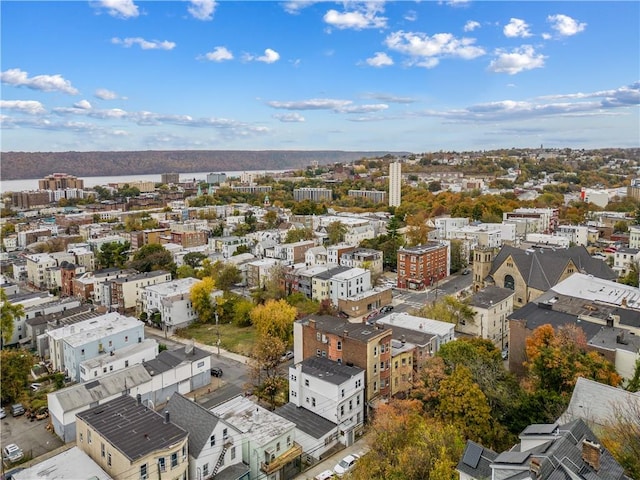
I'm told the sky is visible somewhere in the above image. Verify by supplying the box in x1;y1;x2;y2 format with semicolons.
1;0;639;153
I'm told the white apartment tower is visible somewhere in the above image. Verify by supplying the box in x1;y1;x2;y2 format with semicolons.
389;161;402;207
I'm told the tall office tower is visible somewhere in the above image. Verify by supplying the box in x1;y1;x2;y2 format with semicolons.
389;161;401;207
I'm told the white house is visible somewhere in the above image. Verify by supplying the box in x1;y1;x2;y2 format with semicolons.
79;338;159;382
376;312;456;352
556;225;589;247
288;357;365;448
328;267;371;306
210;396;301;480
166;393;249;480
464;286;514;350
613;247;640;278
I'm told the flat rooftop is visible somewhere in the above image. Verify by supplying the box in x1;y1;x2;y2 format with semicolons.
376;312;455;337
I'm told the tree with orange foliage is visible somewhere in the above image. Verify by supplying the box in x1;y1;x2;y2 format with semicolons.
525;324;622;395
349;399;464;480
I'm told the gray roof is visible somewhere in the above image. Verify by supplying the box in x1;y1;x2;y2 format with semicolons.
49;364;152;412
77;395;187;462
507;302;604;340
275;403;337;439
301;315;390;343
469;286;514;309
26;304;101;328
12;446;111;480
559;377;640;428
456;440;497;479
489;245;617;291
314;266;351;280
384;324;435;347
143;345;209;375
211;462;251;480
166;392;220;457
300;357;364;385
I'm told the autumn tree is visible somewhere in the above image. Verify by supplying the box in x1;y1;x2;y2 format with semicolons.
405;212;432;247
1;288;24;348
183;252;207;268
599;399;640;479
349;399;465;480
128;243;176;275
284;227;314;243
525;324;622;395
413;295;475;326
209;261;242;291
232;297;254;327
190;277;222;323
1;349;33;404
249;299;298;345
263;210;279;229
249;334;288;410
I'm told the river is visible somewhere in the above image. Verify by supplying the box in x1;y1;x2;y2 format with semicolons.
0;169;289;192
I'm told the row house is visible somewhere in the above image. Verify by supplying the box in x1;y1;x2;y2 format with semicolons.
281;357;365;458
128;228;170;250
210;235;254;258
25;253;58;288
46;312;145;382
246;258;279;289
107;270;172;313
76;395;189;480
294;315;393;409
268;240;316;265
79;338;159;382
503;207;559;234
337;287;392;318
169;230;208;248
17;227;53;248
555;224;589;247
339;248;384;276
166;393;249;480
464;286;514;350
304;245;327;267
73;268;137;304
397;242;449;290
311;266;350;303
328;267;371;306
343;224;376;245
325;244;356;265
613;247;640;278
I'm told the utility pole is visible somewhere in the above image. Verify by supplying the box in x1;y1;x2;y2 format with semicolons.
215;310;220;357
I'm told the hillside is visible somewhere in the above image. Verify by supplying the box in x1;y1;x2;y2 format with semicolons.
0;150;404;180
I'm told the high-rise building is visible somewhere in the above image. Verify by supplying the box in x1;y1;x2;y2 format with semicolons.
160;172;180;184
389;161;401;207
38;173;84;190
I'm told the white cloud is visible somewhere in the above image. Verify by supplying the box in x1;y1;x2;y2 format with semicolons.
94;0;139;19
188;0;216;20
111;37;176;50
74;99;93;109
363;93;417;104
541;33;552;40
267;98;388;114
404;10;417;22
366;52;394;67
282;1;318;14
488;45;546;75
245;49;280;64
323;3;387;30
547;14;586;36
537;82;640;107
0;100;46;115
385;30;485;68
0;68;79;95
464;20;480;32
503;18;532;38
95;88;119;100
273;113;305;122
199;46;234;62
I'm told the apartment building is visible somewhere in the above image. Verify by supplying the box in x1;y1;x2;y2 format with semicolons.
397;242;449;290
464;286;514;350
108;270;172;313
293;187;332;202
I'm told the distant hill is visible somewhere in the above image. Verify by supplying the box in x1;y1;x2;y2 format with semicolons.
0;150;407;180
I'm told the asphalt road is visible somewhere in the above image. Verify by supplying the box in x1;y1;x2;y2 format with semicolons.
391;272;473;314
1;412;63;471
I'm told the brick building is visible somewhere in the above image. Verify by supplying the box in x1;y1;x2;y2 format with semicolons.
396;242;449;290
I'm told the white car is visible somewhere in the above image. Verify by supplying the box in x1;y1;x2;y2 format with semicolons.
3;444;24;463
0;407;6;419
315;470;335;480
333;453;360;477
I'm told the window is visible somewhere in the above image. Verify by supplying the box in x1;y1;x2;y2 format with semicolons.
87;430;92;444
304;379;309;386
103;367;107;373
356;395;360;406
158;458;166;472
337;341;342;351
374;346;378;356
107;453;112;467
109;340;112;347
316;332;321;341
340;405;344;416
373;381;378;391
171;452;178;468
202;463;208;477
349;400;353;411
312;398;316;407
341;389;345;398
125;336;128;342
109;365;113;371
316;349;321;357
321;351;327;357
290;374;297;382
291;390;297;397
125;360;129;367
277;442;281;452
223;428;228;440
79;432;83;443
210;435;215;446
81;349;85;355
140;463;148;480
197;361;205;368
101;443;105;458
231;447;236;460
287;436;291;447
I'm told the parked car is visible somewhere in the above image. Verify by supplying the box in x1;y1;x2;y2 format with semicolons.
11;404;24;417
30;382;42;391
210;367;223;377
315;470;335;480
2;444;24;463
501;349;509;360
461;268;470;275
333;453;360;477
280;351;294;362
380;305;394;313
0;407;6;419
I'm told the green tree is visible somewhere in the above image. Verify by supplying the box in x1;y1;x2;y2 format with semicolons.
1;288;25;347
1;349;33;404
211;262;242;291
449;239;465;272
128;243;176;275
263;210;279;229
183;252;207;268
176;265;196;279
96;241;131;269
414;295;475;327
326;221;347;245
626;358;640;392
284;227;314;243
619;260;639;288
232;298;254;327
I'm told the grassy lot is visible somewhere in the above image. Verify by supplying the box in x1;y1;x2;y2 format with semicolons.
177;323;257;357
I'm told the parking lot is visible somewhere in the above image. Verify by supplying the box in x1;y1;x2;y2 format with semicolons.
1;411;63;468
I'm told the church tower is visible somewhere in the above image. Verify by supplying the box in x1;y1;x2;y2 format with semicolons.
472;246;496;292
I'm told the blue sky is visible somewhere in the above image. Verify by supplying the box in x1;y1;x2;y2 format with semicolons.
1;1;638;153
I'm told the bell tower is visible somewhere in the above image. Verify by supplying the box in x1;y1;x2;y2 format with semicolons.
472;246;496;292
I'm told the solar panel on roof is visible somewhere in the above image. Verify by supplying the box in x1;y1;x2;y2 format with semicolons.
462;442;483;468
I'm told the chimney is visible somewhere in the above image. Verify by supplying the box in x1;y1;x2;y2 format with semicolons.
582;440;601;471
343;330;349;337
136;393;142;406
309;319;316;329
401;335;406;345
164;411;170;424
529;457;542;478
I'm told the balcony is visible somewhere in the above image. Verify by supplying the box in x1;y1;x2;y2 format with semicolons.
260;442;302;475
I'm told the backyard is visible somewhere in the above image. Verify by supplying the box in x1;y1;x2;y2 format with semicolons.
176;323;257;357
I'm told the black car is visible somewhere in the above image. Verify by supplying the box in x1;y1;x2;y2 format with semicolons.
380;305;394;313
210;367;223;377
